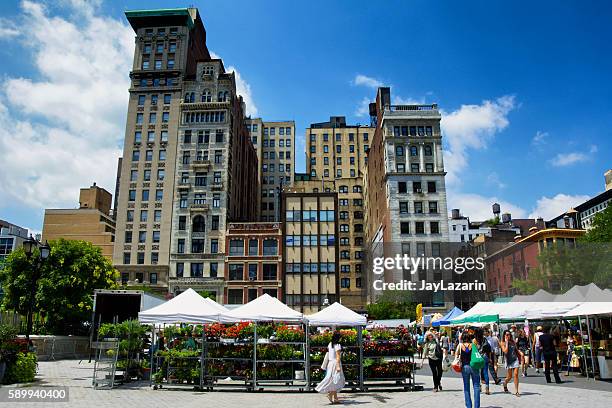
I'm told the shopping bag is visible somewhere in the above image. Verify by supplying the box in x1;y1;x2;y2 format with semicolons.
442;355;452;372
321;352;329;370
451;345;462;373
470;346;485;370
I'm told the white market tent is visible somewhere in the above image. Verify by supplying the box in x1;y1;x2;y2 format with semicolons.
219;293;304;323
138;288;228;324
447;301;583;324
554;283;612;302
511;289;555;302
306;302;367;326
563;302;612;317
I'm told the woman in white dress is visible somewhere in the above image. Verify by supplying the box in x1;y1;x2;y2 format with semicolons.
315;332;345;404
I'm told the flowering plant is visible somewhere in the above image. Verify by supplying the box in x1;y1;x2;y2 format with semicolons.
204;323;225;340
225;322;254;340
275;325;304;342
338;329;357;345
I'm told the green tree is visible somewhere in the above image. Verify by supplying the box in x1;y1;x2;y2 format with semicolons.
581;204;612;243
197;290;216;301
366;291;416;320
0;239;118;335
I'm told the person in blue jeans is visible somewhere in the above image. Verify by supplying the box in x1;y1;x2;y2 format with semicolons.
455;332;480;408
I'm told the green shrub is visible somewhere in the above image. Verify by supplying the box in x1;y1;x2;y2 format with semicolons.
3;352;37;384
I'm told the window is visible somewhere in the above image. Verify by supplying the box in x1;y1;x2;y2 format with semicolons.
430;222;440;234
130;170;138;181
396;163;405;172
123;254;130;266
411;163;420;172
152;231;160;243
210;262;218;277
146;150;153;161
416;222;425;234
427;181;436;193
142;59;150;69
138;95;145;105
191;239;205;253
159;149;168;160
167;59;175;69
263;239;277;256
229;264;244;280
211;215;220;230
428;201;438;213
178;216;186;230
151;94;158;105
125;231;132;243
162;112;169;123
132;150;140;161
138;231;146;243
141;190;149;201
398;182;407;193
425;145;433;156
155;189;163;201
401;222;410;234
126;210;134;221
134;131;142;144
140;210;148;222
263;264;277;280
147;131;155;142
143;42;151;53
414;202;423;214
149;112;156;123
150;272;158;284
229;239;244;256
410;145;418;156
399;201;409;214
191;263;204;278
249;239;258;256
137;253;145;264
341;278;350;288
177;238;185;254
227;289;243;304
157;169;165;180
164;94;171;104
212;194;220;208
192;215;205;232
413;182;422;193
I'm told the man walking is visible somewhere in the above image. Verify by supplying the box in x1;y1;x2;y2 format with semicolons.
539;327;562;384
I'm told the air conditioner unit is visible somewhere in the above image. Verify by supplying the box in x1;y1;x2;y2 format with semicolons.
416;189;422;193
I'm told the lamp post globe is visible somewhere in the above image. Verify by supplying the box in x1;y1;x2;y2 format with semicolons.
23;235;37;257
40;241;51;260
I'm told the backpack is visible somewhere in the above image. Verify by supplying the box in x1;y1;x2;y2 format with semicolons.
434;341;443;359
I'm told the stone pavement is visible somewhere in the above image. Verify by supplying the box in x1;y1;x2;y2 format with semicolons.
2;360;610;408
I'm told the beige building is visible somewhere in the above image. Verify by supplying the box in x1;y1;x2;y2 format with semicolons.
43;184;115;260
303;117;371;310
246;119;295;221
113;8;257;294
282;191;339;314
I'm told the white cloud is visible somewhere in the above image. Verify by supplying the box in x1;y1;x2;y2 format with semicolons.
352;74;384;89
549;152;588;167
528;193;590;220
532;130;548;145
589;144;598;153
392;95;426;105
355;96;371;117
0;18;20;38
441;95;516;186
486;172;506;189
210;51;257;117
0;1;132;213
447;192;527;221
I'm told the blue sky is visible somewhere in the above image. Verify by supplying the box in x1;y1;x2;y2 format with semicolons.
0;0;610;233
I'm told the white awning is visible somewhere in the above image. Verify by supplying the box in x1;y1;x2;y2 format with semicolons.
219;294;304;323
306;302;366;326
563;302;612;317
138;288;227;324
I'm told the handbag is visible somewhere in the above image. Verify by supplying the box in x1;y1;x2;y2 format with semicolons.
451;345;462;373
434;341;443;360
321;352;329;370
441;355;452;372
470;345;485;370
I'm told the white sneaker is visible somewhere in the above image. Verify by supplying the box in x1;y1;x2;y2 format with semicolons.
535;369;540;373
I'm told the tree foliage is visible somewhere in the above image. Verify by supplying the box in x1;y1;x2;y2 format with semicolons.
366;291;416;320
581;204;612;243
0;239;118;335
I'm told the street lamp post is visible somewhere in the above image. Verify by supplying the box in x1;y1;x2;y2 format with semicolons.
22;235;50;341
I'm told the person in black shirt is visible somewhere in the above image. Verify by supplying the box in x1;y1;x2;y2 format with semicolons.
539;327;562;384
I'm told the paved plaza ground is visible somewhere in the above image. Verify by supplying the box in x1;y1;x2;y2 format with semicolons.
2;359;610;407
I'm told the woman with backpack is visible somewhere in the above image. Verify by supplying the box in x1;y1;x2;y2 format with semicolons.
501;329;523;397
423;331;444;392
455;332;480;408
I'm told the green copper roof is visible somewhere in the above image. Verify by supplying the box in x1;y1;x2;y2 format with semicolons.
125;8;195;30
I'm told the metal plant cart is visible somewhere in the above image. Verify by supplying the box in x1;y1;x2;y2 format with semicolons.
308;326;364;391
253;322;309;391
201;338;254;391
361;338;417;391
150;325;203;390
92;339;119;389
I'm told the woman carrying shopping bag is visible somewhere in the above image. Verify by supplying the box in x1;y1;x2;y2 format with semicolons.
316;332;345;404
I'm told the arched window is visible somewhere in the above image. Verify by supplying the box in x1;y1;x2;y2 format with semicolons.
218;91;224;102
410;145;418;156
424;144;433;156
395;145;404;156
201;89;211;102
189;92;195;103
192;215;205;232
223;91;229;101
